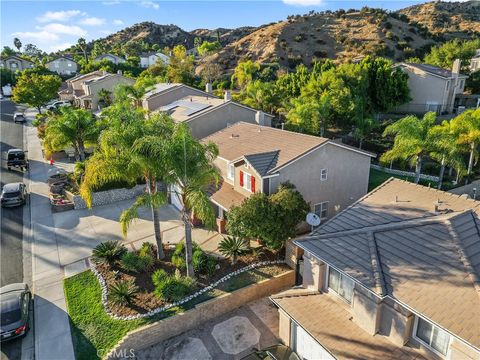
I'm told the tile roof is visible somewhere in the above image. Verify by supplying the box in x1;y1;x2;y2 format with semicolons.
158;96;224;122
208;181;246;210
295;178;480;348
143;83;183;98
403;63;468;79
271;291;426;360
244;151;279;176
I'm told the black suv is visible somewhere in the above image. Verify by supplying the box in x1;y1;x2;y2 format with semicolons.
6;149;28;171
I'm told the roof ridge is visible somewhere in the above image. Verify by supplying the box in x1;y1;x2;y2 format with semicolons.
366;231;387;296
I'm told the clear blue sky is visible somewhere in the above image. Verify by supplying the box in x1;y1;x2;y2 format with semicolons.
1;0;426;53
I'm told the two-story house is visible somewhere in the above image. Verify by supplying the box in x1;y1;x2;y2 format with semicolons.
93;53;126;65
58;70;134;110
193;122;374;233
396;60;468;114
0;55;34;71
142;83;215;111
470;49;480;73
45;56;78;75
139;52;170;68
274;178;480;360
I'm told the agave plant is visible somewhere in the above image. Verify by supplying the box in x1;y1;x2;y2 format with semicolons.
108;280;139;306
218;236;249;265
91;241;127;266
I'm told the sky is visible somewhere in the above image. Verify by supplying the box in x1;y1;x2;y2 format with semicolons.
1;0;435;53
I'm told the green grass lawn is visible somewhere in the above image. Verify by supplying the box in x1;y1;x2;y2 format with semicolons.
64;265;289;360
368;168;438;192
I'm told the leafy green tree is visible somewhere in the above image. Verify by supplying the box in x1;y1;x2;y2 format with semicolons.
44;107;99;161
13;38;22;52
22;44;42;58
200;63;223;84
197;41;221;57
12;72;61;113
97;89;112;107
231;60;260;89
166;45;195;84
123;40;142;58
425;39;480;71
241;80;279;114
286;93;331;136
0;68;16;87
353;116;376;149
381;112;437;184
91;42;108;60
1;46;16;57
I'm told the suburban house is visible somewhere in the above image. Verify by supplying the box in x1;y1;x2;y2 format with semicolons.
396;60;468;114
139;52;170;68
273;178;480;360
142;83;216;111
58;70;134;110
470;49;480;72
93;53;126;65
45;56;78;75
0;55;34;71
187;122;374;233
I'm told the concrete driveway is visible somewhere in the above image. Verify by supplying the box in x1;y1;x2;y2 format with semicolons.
134;298;281;360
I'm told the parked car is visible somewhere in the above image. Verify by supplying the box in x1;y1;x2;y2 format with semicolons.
0;283;31;342
1;183;27;207
241;345;300;360
13;113;25;123
6;149;28;171
46;100;71;111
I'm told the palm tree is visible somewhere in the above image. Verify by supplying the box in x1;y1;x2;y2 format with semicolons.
353;116;376;149
80;104;174;260
381;112;437;184
13;37;22;53
450;108;480;181
77;37;88;62
44;107;99;161
114;84;147;108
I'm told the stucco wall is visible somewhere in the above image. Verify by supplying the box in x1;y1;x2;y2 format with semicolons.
270;142;371;221
107;270;295;358
46;58;78;75
88;75;135;110
3;58;33;71
143;86;209;111
234;161;261;197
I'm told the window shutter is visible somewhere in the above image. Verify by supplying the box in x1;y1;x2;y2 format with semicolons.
251;176;255;192
240;171;244;187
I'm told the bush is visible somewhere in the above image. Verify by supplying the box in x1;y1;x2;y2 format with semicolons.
384;21;392;29
91;241;127;266
139;242;154;258
120;251;153;273
153;275;194;302
151;269;168;287
192;250;217;275
171;242;200;270
218;236;249;265
108;280;139;306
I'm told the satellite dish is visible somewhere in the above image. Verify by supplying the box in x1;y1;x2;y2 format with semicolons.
306;212;321;227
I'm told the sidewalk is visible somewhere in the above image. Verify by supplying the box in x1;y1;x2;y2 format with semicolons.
25;108;75;360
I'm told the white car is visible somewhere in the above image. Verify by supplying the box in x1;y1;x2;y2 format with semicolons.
46;100;71;111
13;113;26;123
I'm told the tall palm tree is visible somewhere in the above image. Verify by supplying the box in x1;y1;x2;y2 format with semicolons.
381;112;437;184
114;84;147;108
44;107;99;161
80;104;174;260
451;108;480;181
77;37;88;62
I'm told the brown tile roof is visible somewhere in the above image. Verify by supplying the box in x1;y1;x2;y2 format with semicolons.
296;178;480;348
208;181;246;210
272;291;426;360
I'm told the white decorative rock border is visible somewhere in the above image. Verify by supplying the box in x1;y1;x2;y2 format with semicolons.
91;260;287;321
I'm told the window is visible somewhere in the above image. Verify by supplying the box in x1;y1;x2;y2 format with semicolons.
415;317;450;356
67;63;72;67
328;267;354;304
314;202;328;219
459;79;465;89
445;81;450;91
320;169;328;181
227;163;235;180
240;171;255;192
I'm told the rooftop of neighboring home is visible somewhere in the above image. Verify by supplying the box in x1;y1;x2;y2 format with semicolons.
203;122;374;176
140;51;169;57
157;95;229;123
0;55;34;63
46;55;77;64
143;83;198;99
94;53;125;61
295;178;480;349
400;62;468;79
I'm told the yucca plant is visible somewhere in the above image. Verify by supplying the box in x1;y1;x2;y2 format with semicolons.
218;236;249;265
108;280;139;306
91;241;127;266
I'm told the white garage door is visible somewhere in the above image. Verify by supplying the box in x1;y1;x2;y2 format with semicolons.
170;184;183;211
291;321;335;360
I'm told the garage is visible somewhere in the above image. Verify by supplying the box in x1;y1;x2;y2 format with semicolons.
169;184;183;211
290;321;334;360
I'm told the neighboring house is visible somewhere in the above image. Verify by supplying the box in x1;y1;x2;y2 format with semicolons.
396;60;468;114
45;56;78;75
274;178;480;360
142;83;216;111
470;49;480;72
0;55;34;71
139;52;170;68
93;53;126;65
187;122;374;233
58;70;134;110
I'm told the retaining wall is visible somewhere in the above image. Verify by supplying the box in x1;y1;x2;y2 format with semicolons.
66;185;145;210
106;269;295;359
370;164;439;182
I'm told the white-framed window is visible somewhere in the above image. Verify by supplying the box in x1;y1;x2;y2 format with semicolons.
320;168;328;181
414;317;450;356
243;172;252;191
314;202;328;219
227;163;235;181
67;63;72;67
328;266;354;304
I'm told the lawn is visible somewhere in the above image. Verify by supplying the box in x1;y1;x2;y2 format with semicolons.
64;264;289;360
368;168;438;192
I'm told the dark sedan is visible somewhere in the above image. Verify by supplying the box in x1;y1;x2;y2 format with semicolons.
0;283;31;342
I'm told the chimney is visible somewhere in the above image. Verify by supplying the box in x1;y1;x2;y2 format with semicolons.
224;90;232;102
452;59;461;77
205;82;213;94
117;70;122;75
255;110;265;125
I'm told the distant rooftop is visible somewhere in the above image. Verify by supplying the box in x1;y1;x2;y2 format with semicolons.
403;63;468;78
158;96;224;122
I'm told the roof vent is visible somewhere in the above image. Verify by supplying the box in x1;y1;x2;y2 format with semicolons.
230;133;239;138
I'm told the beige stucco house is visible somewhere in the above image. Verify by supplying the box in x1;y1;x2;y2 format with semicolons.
45;56;78;75
58;70;134;110
275;178;480;360
93;53;126;65
189;122;374;233
0;55;34;71
139;52;170;68
396;60;468;114
142;83;214;111
470;49;480;73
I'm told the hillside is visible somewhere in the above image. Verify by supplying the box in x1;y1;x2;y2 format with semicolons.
190;27;258;45
398;1;480;39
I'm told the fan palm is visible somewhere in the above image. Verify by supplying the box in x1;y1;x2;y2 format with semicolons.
381;112;436;184
114;84;147;108
218;236;249;265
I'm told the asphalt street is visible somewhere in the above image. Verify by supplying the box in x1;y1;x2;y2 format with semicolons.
1;99;27;360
